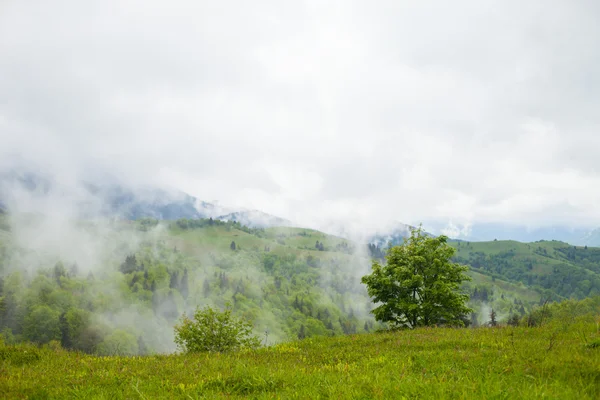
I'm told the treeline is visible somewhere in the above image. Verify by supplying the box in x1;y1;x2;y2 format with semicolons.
168;217;266;237
506;296;600;328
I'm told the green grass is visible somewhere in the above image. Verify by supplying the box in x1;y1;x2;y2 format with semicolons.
2;324;599;399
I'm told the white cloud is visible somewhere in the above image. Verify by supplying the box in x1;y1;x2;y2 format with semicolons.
2;0;600;231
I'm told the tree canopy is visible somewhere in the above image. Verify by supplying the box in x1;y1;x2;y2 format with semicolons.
362;226;472;328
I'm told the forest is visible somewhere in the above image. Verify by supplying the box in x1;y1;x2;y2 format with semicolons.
2;214;600;355
0;215;377;354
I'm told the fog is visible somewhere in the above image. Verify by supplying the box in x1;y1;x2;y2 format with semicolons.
2;1;600;233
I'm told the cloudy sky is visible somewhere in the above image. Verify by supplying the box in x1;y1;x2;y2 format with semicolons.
1;0;599;232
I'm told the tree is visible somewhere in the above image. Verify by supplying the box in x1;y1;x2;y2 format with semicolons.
361;226;472;328
119;255;138;274
96;329;139;356
23;305;61;344
507;314;520;327
53;262;67;285
298;324;306;339
169;272;179;289
174;305;260;353
202;279;211;297
180;269;189;300
489;309;498;327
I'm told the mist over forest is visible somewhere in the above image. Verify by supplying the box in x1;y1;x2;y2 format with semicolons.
1;165;599;356
0;0;600;362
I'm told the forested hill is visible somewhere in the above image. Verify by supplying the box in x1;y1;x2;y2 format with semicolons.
0;215;378;355
2;212;600;356
450;239;600;300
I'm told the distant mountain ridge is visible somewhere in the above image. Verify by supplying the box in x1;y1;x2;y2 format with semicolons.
426;221;600;247
0;166;292;229
4;164;600;245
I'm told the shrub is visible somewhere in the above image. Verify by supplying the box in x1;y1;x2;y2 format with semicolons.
174;305;260;353
96;330;139;356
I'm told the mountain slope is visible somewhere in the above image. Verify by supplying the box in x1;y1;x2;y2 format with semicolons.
0;215;376;354
0;166;231;221
450;239;600;299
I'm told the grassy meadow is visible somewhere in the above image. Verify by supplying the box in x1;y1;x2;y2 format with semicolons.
2;321;599;399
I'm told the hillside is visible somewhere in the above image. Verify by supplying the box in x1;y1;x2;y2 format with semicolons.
3;212;600;355
450;240;600;300
0;215;377;355
2;321;599;399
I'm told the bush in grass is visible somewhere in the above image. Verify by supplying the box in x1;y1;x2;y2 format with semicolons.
174;305;260;353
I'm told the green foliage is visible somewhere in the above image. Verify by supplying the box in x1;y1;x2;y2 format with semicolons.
96;329;139;356
174;305;261;353
451;240;600;299
362;226;472;327
0;218;375;354
521;296;600;328
23;305;61;344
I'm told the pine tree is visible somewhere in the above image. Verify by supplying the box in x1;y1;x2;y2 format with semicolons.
180;269;189;300
489;309;497;327
137;336;149;355
298;324;306;339
470;312;478;327
169;272;178;289
59;312;71;349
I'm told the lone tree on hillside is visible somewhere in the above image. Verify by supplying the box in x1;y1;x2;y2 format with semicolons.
361;226;472;328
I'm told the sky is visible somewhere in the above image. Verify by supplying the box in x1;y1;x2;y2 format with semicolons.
1;0;600;233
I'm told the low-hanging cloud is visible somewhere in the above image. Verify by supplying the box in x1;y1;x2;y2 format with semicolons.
2;0;600;233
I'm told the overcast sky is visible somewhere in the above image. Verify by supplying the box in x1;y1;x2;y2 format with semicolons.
1;0;600;232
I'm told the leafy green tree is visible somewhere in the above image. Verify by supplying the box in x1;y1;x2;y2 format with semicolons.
23;305;61;344
96;329;139;356
174;305;260;353
361;226;472;328
60;308;90;351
